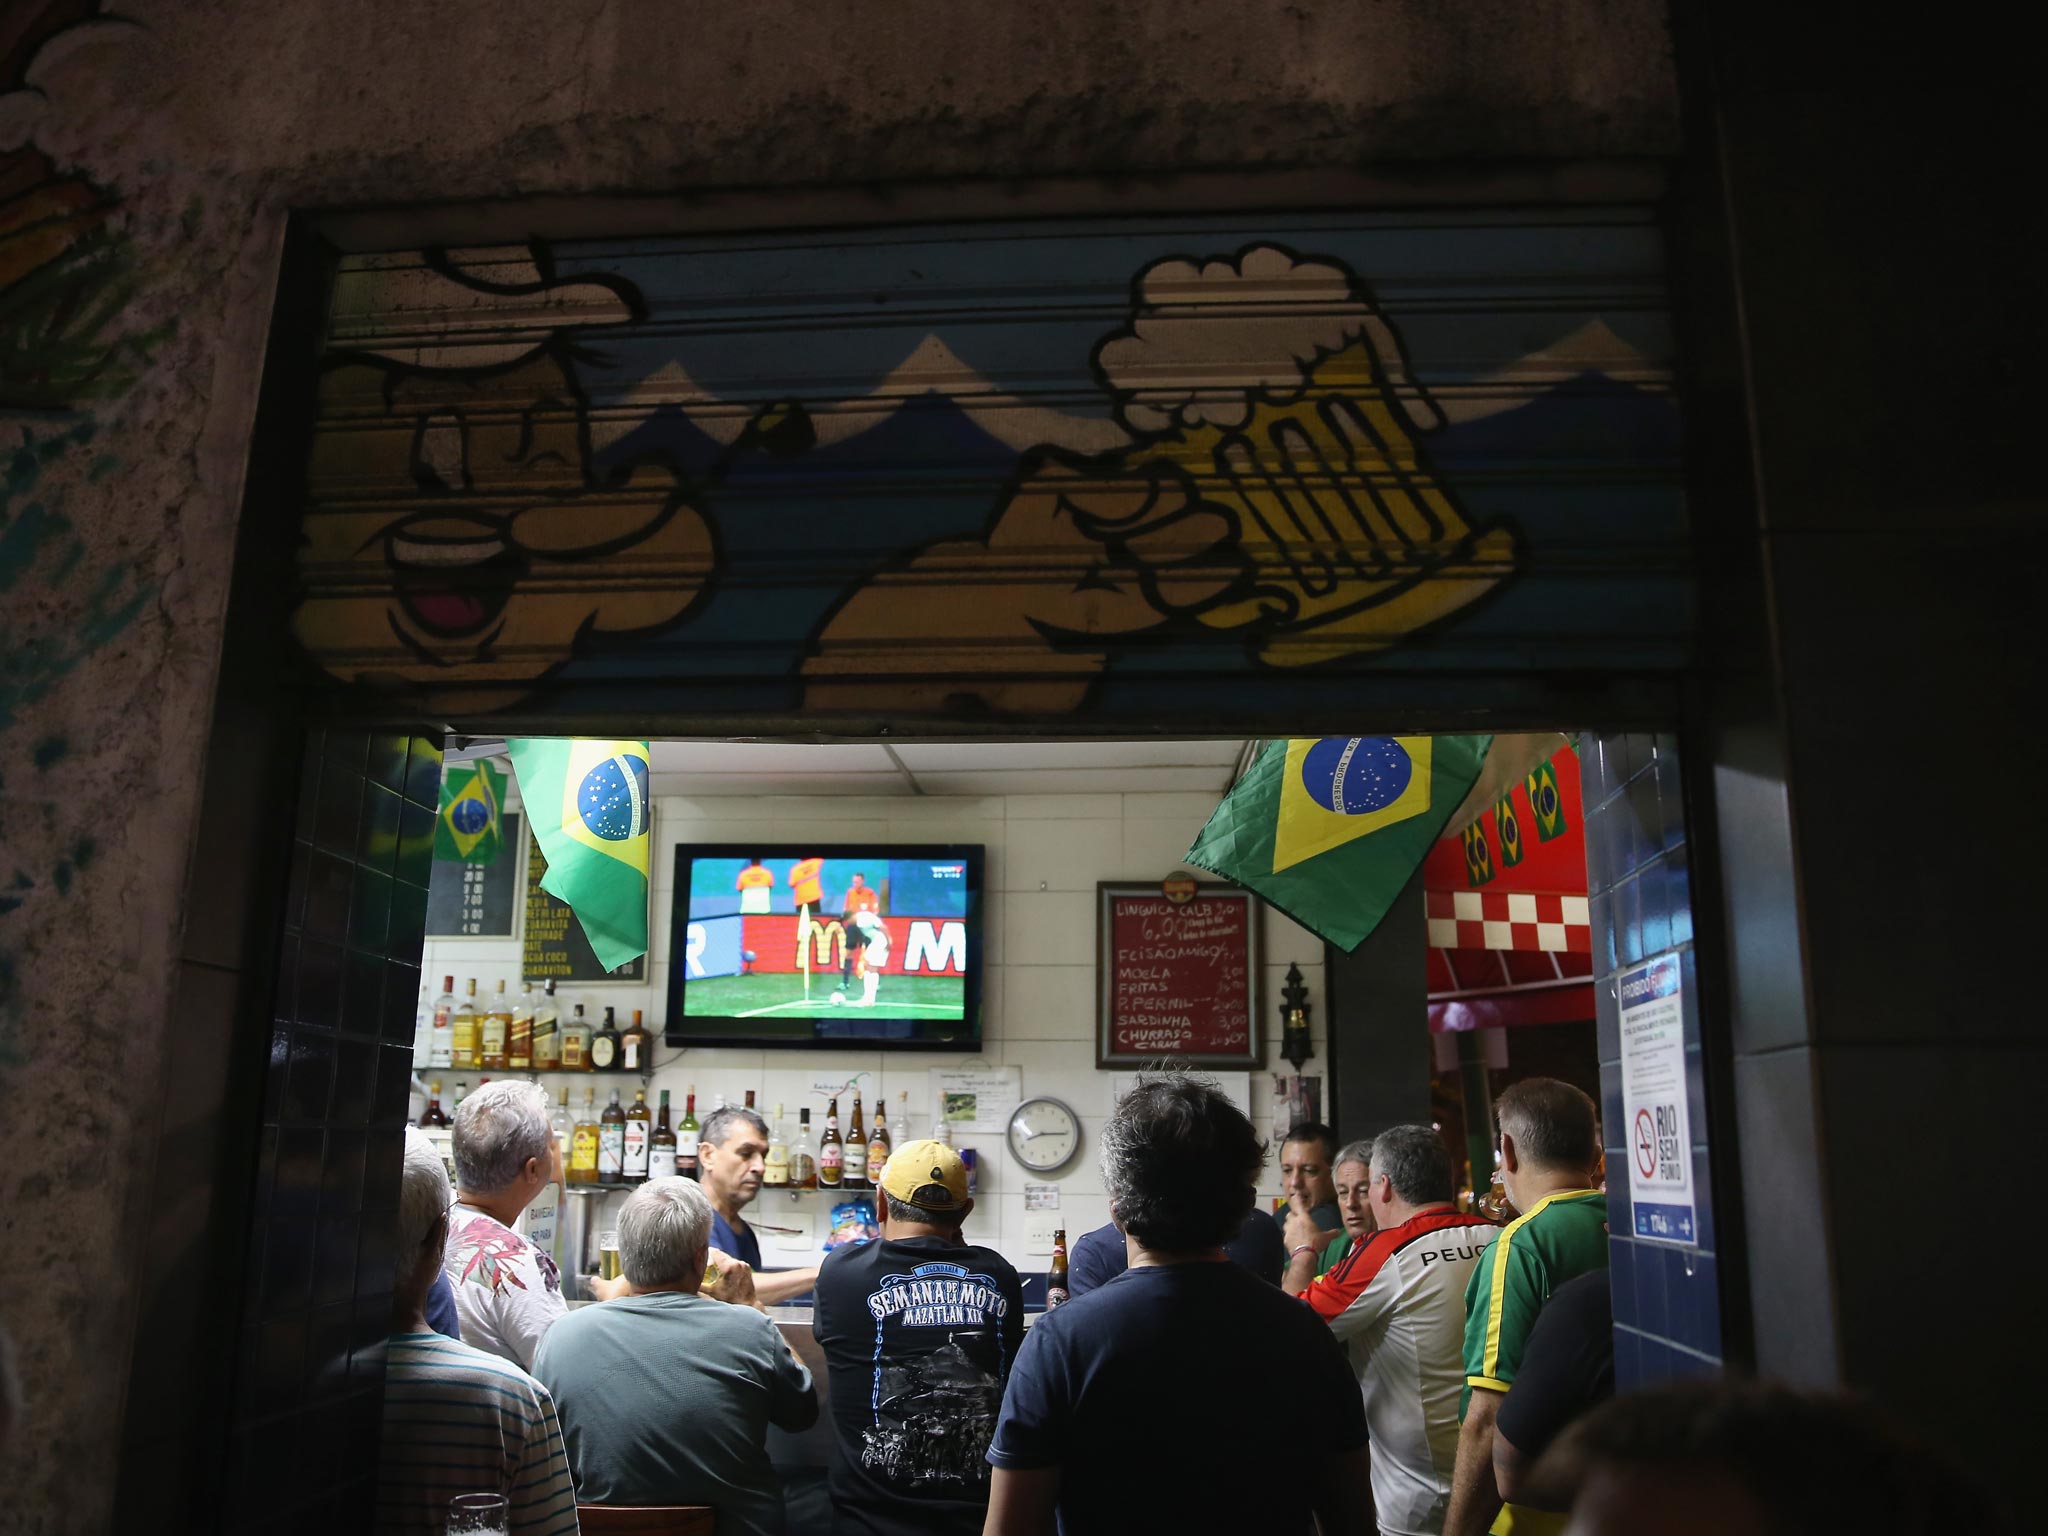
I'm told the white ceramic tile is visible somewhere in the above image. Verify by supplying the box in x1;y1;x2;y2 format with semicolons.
1002;966;1096;1040
1121;789;1231;821
1005;793;1122;820
1262;905;1325;965
1003;891;1098;967
1004;818;1125;893
1120;818;1206;878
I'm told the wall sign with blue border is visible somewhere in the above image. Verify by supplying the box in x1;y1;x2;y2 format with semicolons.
1618;952;1696;1244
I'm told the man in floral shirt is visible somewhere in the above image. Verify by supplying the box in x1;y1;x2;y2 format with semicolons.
445;1081;571;1369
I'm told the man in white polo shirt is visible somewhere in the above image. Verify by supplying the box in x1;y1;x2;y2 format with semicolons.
1288;1124;1498;1536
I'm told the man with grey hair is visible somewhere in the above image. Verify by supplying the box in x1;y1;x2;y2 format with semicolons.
377;1127;580;1534
698;1103;821;1304
444;1079;569;1368
535;1177;817;1535
1286;1136;1376;1279
1290;1124;1497;1535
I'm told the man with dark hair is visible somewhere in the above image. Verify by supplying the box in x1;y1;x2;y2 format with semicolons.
1561;1382;1997;1535
1288;1124;1496;1535
1274;1119;1343;1240
984;1077;1372;1535
813;1139;1024;1536
1066;1205;1288;1295
698;1104;820;1305
1444;1078;1606;1536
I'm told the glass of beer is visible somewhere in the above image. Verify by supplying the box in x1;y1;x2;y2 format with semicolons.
448;1493;509;1534
598;1229;621;1282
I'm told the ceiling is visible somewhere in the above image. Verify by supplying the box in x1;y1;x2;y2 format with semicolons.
451;737;1255;797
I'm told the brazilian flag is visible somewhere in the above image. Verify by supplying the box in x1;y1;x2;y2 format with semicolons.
1495;791;1525;868
1185;735;1491;951
506;738;652;971
1463;820;1495;886
1527;758;1569;840
435;761;505;864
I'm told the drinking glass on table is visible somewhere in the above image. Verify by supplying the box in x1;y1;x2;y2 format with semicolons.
598;1228;621;1282
448;1492;509;1534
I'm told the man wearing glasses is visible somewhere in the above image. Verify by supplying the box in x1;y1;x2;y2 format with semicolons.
1287;1125;1498;1536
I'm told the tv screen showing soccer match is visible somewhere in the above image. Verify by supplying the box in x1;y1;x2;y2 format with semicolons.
664;844;984;1049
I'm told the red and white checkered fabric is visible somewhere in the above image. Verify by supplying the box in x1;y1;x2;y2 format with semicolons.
1425;889;1591;954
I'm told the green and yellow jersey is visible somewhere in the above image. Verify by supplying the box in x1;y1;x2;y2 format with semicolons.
1461;1189;1608;1536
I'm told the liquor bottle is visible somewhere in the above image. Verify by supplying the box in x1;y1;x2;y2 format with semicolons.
843;1094;867;1189
621;1009;651;1073
419;1080;453;1181
866;1103;892;1187
480;979;512;1071
599;1089;627;1185
550;1093;573;1176
678;1090;701;1179
763;1103;790;1188
892;1090;911;1149
429;976;456;1069
623;1089;652;1183
819;1097;845;1188
791;1108;818;1190
569;1088;600;1185
532;979;562;1071
561;1003;591;1072
650;1090;678;1178
450;978;481;1070
1046;1229;1070;1309
451;1081;469;1118
744;1090;757;1112
935;1108;954;1149
590;1007;622;1071
509;981;535;1071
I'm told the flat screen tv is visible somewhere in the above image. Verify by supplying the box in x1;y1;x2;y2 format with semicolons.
664;844;984;1049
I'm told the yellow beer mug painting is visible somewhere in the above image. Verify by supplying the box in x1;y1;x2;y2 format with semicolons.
292;221;1683;719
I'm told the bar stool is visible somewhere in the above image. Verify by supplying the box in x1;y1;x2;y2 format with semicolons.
574;1506;716;1534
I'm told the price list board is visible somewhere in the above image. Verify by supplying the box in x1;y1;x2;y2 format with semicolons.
522;826;647;983
1096;882;1262;1068
425;812;523;937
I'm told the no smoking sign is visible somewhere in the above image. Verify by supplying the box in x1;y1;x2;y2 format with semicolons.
1618;954;1698;1245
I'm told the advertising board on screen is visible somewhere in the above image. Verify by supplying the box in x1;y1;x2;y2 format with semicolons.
664;844;984;1049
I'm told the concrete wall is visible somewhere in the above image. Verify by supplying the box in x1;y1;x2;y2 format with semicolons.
0;5;1679;1525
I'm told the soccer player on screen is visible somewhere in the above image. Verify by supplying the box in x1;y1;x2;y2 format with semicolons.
735;857;775;915
839;872;881;987
850;909;890;1006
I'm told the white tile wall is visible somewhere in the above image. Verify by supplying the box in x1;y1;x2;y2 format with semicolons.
419;783;1328;1274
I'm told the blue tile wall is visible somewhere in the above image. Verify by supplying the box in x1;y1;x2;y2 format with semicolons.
222;730;441;1529
1583;731;1725;1387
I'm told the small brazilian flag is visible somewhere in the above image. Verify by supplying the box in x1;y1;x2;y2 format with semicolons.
1463;820;1495;886
1495;792;1525;868
505;738;652;971
1184;734;1491;951
1527;759;1568;841
435;761;504;864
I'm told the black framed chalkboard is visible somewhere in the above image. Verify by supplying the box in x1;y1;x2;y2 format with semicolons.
425;813;523;937
1097;881;1262;1068
522;825;648;983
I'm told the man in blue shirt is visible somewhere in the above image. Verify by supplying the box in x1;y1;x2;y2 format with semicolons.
698;1104;819;1303
985;1077;1372;1535
1065;1206;1287;1295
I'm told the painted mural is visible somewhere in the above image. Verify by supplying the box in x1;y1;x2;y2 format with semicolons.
293;216;1686;719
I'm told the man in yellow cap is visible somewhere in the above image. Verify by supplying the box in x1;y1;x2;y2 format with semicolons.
811;1139;1026;1536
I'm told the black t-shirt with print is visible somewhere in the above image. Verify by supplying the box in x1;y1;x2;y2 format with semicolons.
812;1233;1026;1536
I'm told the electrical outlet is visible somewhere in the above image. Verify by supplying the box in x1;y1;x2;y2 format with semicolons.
1023;1212;1059;1253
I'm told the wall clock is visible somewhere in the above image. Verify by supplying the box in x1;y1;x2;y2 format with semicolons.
1007;1096;1082;1174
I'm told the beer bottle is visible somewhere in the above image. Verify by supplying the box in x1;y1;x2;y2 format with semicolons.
892;1090;911;1148
429;976;456;1069
509;981;535;1071
763;1103;790;1188
678;1090;701;1179
1046;1228;1070;1309
590;1007;621;1071
451;978;480;1070
531;979;561;1071
621;1008;652;1073
419;1082;454;1183
865;1104;892;1187
480;980;511;1071
568;1088;600;1185
598;1089;627;1185
560;1003;590;1071
844;1094;867;1189
819;1097;845;1188
791;1107;818;1190
650;1090;678;1178
623;1089;652;1183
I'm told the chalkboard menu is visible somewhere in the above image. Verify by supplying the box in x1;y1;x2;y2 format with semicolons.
1096;882;1262;1068
426;813;523;937
522;826;648;983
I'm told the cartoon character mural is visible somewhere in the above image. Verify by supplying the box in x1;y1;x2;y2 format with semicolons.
802;245;1516;713
292;248;810;709
290;224;1681;718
